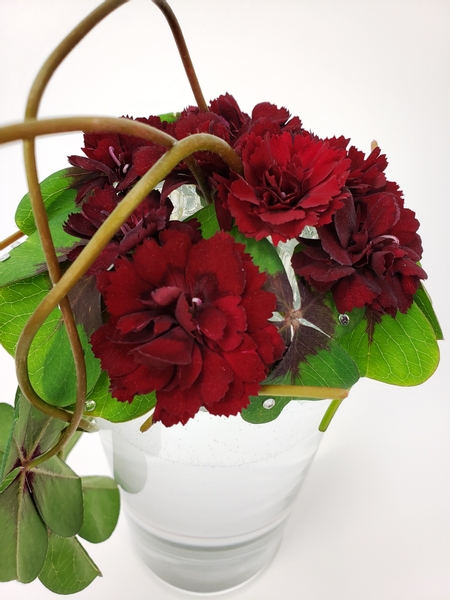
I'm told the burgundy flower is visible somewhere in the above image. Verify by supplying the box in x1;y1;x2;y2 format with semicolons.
90;230;285;426
328;138;403;200
292;192;427;316
215;131;351;245
68;116;176;203
63;185;200;274
232;101;302;151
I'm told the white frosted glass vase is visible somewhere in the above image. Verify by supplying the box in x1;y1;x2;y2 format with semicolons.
99;399;329;594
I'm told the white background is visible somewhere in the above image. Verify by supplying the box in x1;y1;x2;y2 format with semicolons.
0;1;449;599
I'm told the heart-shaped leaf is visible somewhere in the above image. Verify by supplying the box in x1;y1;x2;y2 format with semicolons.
232;229;285;275
0;274;101;407
413;284;444;340
242;342;359;424
0;218;80;289
83;371;157;422
339;302;440;385
78;476;120;543
0;403;14;452
0;467;21;494
31;456;83;538
15;168;77;236
38;531;101;594
0;473;48;583
193;203;220;239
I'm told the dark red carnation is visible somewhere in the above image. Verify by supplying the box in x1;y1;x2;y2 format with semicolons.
292;192;427;316
327;139;403;200
214;131;351;245
68;116;176;203
63;186;200;274
90;230;285;426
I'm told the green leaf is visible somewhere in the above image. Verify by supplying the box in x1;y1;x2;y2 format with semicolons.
0;273;101;407
328;304;365;340
193;203;220;239
0;467;21;494
15;390;66;458
84;370;157;422
15;169;77;235
294;341;360;389
232;229;285;275
31;455;83;538
339;302;440;385
413;284;444;340
0;403;14;452
241;342;359;424
0;474;48;583
78;476;120;543
241;395;292;424
39;531;102;594
0;218;80;288
158;111;181;124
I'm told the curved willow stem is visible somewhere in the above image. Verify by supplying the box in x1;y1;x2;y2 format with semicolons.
0;116;175;147
0;117;180;435
0;230;24;251
25;0;129;117
19;0;130;456
152;0;208;111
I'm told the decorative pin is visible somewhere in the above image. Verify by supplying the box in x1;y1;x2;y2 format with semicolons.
262;398;276;409
338;313;350;326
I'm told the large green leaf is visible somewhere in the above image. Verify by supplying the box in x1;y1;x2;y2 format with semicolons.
78;476;120;543
0;217;80;288
0;273;101;407
294;341;360;388
232;229;285;275
31;455;83;538
0;474;48;583
413;284;444;340
0;403;14;452
84;370;157;422
39;532;102;594
193;203;220;239
241;396;292;424
15;169;77;235
0;467;21;494
1;392;83;536
339;302;440;385
241;342;359;424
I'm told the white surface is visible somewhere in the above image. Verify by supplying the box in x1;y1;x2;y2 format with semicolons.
0;1;449;599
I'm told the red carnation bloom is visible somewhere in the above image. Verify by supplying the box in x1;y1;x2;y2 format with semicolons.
292;193;427;316
327;138;403;200
64;186;200;274
90;230;285;426
215;131;351;245
68;116;176;203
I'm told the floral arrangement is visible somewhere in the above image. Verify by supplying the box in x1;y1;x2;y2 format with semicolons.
0;0;442;594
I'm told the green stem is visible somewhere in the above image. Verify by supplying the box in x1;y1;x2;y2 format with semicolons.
318;398;345;432
260;384;348;400
152;0;208;111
